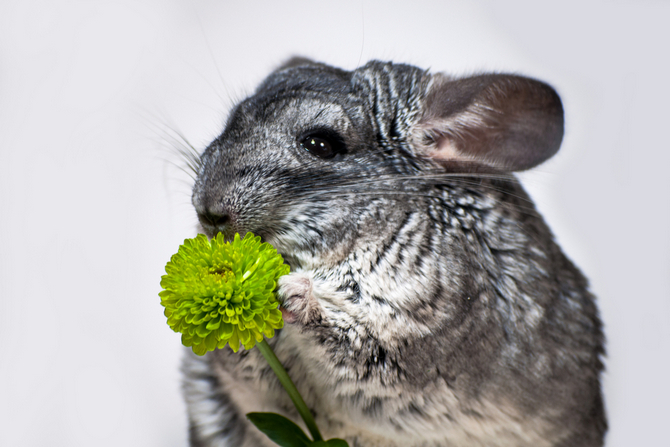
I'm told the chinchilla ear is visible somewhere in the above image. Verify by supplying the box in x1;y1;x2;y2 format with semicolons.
410;73;564;171
272;56;348;75
257;57;349;93
273;56;317;71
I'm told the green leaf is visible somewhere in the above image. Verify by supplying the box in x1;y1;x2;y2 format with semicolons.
310;439;349;447
246;412;312;447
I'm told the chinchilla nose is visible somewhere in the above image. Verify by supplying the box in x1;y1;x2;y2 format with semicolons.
198;209;230;229
193;194;235;234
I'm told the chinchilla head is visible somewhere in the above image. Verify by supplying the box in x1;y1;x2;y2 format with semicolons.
191;58;564;271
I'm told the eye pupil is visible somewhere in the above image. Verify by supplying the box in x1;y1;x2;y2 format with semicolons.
300;135;335;158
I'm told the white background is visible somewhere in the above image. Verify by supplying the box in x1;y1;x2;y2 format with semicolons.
1;0;668;445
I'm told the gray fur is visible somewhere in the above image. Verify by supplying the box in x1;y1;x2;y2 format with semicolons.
185;59;606;446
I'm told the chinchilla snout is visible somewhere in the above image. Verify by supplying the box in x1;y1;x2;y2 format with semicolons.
191;137;282;240
192;174;236;237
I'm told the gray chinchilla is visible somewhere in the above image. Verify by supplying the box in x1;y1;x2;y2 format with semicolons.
183;58;606;447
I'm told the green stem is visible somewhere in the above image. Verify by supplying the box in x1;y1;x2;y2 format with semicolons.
257;339;323;442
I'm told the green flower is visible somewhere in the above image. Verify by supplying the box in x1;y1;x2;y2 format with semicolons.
160;232;289;355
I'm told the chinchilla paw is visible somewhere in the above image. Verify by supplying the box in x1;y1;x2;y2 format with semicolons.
277;273;322;325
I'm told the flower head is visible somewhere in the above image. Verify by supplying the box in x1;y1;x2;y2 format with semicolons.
160;232;289;355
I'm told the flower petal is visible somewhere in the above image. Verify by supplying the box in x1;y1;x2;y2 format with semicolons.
159;232;290;355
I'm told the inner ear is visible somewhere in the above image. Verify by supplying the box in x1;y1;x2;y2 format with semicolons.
411;73;564;172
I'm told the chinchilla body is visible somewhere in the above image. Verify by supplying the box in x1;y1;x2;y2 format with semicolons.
183;59;606;446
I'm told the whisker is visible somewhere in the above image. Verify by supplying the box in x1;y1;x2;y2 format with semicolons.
268;169;539;212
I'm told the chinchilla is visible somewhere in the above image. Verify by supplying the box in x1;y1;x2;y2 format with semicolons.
183;58;606;447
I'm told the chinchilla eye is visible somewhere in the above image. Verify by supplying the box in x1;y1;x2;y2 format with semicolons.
300;135;334;158
299;132;346;159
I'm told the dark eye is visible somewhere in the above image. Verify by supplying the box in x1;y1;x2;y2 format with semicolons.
300;136;334;158
299;132;345;159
